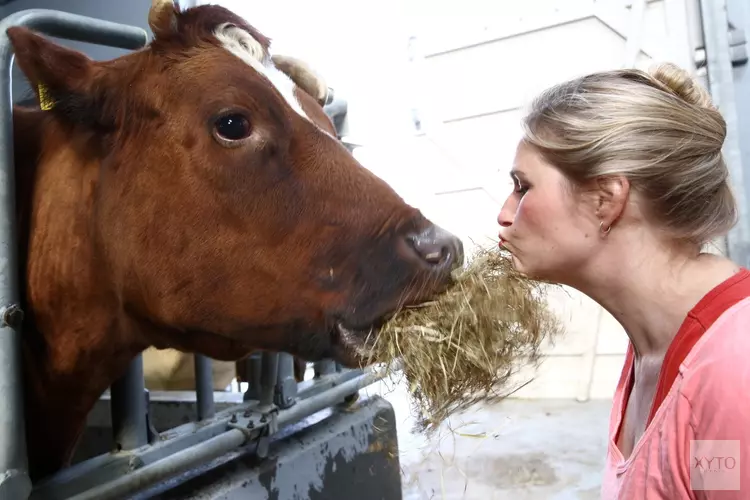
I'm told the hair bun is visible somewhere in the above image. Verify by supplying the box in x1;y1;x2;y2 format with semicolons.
648;62;714;109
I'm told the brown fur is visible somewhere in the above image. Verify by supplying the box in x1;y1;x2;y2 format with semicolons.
8;2;461;482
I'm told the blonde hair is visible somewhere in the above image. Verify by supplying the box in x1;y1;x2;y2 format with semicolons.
521;62;736;246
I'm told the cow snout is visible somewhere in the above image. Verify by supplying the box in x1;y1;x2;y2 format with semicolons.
406;224;464;272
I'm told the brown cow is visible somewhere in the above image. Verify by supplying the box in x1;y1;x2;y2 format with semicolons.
8;0;463;482
142;55;328;393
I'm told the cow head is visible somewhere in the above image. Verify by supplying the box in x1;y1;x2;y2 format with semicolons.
7;0;464;367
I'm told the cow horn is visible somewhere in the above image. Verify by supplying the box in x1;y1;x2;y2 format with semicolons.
271;54;330;106
149;0;177;38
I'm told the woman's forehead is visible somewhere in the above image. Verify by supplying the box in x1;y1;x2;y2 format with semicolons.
512;144;545;175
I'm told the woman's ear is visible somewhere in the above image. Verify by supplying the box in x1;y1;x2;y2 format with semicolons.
595;175;630;230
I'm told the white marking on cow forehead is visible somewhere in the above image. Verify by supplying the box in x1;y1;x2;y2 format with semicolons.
213;23;309;120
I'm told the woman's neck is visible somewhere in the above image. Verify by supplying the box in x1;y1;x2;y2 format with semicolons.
572;234;740;359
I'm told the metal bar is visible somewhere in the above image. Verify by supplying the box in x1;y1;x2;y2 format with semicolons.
0;10;147;499
323;98;347;121
31;366;377;500
699;0;750;267
313;359;336;378
67;365;390;500
132;395;402;500
296;368;362;400
274;353;297;409
259;352;279;409
243;353;262;401
110;355;148;451
71;430;248;500
0;9;148;49
323;98;349;139
193;354;215;420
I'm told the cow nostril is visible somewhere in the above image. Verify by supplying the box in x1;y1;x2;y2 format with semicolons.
407;225;463;270
409;239;449;267
424;250;444;264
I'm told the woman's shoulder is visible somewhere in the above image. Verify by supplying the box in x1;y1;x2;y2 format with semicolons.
688;291;750;362
678;294;750;412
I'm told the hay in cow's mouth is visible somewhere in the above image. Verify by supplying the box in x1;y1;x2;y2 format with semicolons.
357;246;565;433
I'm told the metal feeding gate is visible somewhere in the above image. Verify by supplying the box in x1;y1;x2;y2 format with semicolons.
0;9;402;500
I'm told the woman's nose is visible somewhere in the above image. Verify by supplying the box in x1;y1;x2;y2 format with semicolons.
497;210;512;227
497;196;516;227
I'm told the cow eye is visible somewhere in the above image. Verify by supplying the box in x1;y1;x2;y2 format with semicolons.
213;113;251;145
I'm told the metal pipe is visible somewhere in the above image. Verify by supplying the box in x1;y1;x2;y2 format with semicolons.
0;9;148;50
313;359;336;378
30;366;381;499
274;353;297;409
67;365;390;500
699;0;750;267
275;367;384;427
71;429;248;500
193;354;215;420
110;355;149;451
322;98;347;121
242;352;262;401
259;352;279;409
0;10;147;499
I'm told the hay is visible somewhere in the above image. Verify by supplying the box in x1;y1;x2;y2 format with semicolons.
360;245;564;433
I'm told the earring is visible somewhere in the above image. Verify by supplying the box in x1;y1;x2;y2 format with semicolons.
600;221;611;234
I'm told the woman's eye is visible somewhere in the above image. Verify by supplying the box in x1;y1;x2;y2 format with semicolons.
214;113;251;142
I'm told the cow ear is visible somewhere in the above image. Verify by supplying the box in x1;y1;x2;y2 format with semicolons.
7;27;112;130
7;27;93;109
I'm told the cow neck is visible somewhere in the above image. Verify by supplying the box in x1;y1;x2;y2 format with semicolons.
14;110;146;481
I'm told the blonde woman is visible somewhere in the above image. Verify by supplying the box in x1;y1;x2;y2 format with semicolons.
497;63;750;498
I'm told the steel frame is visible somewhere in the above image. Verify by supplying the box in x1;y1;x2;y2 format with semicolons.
0;8;389;500
699;0;750;268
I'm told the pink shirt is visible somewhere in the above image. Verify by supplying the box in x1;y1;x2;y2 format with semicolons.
601;269;750;499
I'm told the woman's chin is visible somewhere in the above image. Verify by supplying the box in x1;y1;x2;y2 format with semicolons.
508;254;541;280
507;252;522;269
501;243;533;276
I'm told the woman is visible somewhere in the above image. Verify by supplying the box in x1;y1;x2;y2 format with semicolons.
497;63;750;498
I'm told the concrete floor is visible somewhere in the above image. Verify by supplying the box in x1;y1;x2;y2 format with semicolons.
362;377;612;500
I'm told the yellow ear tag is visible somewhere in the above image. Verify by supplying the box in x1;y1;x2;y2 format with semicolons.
37;83;54;111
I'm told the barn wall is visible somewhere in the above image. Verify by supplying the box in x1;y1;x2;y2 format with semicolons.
208;0;724;401
395;0;738;400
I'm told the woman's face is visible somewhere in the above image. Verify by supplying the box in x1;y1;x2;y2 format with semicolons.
497;141;603;283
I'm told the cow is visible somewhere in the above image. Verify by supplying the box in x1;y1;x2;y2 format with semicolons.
139;54;327;394
8;0;463;483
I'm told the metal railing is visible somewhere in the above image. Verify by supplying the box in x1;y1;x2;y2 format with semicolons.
0;9;384;500
0;10;149;500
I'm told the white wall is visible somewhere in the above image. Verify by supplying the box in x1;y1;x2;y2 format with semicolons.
199;0;703;400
